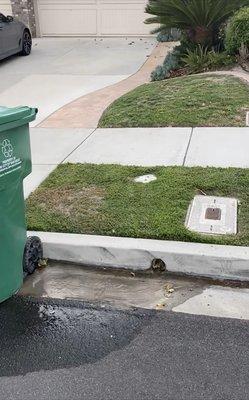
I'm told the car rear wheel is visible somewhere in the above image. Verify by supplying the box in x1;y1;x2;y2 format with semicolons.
21;30;32;56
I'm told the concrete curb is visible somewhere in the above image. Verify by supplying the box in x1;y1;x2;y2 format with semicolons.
28;231;249;282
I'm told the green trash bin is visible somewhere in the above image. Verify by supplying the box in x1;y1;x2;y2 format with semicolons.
0;106;43;303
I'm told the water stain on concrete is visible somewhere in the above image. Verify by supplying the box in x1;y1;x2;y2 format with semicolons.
19;261;205;310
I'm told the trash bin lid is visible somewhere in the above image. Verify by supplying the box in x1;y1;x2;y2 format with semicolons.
0;106;37;126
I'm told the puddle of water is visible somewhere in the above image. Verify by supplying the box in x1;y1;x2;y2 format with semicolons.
19;262;205;310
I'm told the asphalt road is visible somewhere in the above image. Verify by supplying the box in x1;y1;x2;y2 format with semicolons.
0;296;248;400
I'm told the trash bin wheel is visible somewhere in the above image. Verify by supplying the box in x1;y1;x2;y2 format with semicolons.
23;236;43;275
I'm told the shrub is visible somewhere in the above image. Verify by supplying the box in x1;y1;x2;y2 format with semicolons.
182;46;210;73
151;64;171;81
207;51;235;69
151;46;182;81
151;38;199;81
238;43;249;70
157;29;181;42
146;0;249;48
182;46;235;73
157;30;175;42
225;7;249;54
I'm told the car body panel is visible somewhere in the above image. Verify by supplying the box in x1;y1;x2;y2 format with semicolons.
0;13;31;60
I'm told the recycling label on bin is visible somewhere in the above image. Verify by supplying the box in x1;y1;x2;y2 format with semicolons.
0;139;22;178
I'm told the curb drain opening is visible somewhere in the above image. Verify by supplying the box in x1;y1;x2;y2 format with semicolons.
151;259;166;272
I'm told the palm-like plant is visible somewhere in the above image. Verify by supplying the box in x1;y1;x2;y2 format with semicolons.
145;0;249;46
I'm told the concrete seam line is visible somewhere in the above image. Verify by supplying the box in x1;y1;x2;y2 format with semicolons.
182;127;194;166
28;231;249;282
61;127;97;164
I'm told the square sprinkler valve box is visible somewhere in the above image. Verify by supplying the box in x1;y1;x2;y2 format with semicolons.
185;195;238;235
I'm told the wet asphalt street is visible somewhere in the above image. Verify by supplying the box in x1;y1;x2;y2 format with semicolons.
0;296;248;400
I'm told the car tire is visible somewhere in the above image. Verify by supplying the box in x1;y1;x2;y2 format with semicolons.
21;30;32;56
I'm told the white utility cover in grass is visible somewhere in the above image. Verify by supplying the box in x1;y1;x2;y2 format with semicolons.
134;174;157;184
186;195;238;235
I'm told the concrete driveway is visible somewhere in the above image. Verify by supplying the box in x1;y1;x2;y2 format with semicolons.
0;37;155;126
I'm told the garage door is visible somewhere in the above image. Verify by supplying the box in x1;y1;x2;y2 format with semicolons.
0;0;12;15
38;0;152;36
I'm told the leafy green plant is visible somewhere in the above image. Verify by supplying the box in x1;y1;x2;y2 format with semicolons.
225;7;249;54
182;46;210;72
145;0;249;48
182;46;235;73
207;50;235;69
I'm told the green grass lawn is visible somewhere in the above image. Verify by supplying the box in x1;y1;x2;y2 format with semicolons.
99;75;249;128
27;164;249;247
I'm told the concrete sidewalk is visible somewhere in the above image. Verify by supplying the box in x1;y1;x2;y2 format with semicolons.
24;126;249;197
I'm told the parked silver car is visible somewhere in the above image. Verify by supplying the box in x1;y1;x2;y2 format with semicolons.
0;13;32;61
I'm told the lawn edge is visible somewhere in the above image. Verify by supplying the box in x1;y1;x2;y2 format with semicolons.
29;231;249;282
